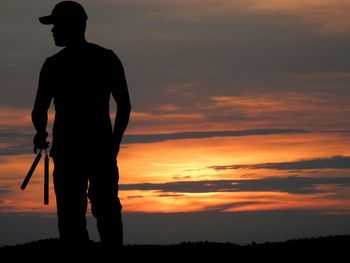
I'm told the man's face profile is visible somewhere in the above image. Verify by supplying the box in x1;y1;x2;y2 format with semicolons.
51;23;68;47
51;22;85;47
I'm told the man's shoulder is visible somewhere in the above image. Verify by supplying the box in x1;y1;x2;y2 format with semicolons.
88;42;113;53
44;48;70;66
43;43;120;67
87;43;120;61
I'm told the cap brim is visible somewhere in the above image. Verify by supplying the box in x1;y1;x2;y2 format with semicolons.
39;15;54;25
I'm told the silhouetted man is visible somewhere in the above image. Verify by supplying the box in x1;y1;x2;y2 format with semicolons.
32;1;131;261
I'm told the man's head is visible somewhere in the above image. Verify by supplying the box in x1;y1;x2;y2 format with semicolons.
39;1;88;47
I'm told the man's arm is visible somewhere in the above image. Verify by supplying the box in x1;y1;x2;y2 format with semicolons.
32;59;53;153
110;52;131;158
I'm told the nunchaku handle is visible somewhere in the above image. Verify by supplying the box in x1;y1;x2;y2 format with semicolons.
44;153;49;205
21;152;42;190
21;151;50;205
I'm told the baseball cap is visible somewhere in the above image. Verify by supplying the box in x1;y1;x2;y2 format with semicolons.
39;1;88;25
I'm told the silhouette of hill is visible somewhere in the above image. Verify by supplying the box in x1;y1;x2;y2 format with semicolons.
1;235;349;262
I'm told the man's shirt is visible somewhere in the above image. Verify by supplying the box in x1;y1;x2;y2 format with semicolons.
32;43;129;156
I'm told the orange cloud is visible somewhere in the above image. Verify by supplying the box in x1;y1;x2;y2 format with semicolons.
210;92;334;114
1;131;350;214
205;91;350;131
128;111;205;134
0;107;32;127
125;89;350;134
120;190;350;213
0;106;54;129
0;154;56;214
156;104;182;112
119;131;350;184
131;111;202;122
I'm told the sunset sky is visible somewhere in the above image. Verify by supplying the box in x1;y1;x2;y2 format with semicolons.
1;0;350;246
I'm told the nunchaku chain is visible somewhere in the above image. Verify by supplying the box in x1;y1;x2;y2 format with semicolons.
20;149;50;205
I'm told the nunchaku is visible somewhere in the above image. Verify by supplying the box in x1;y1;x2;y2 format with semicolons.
20;149;49;205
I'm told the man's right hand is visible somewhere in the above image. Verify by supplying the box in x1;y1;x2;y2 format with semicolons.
33;131;49;154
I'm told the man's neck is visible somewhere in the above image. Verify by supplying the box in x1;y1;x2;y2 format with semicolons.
66;36;88;48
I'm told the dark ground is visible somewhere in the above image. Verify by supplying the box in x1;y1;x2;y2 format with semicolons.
1;235;349;262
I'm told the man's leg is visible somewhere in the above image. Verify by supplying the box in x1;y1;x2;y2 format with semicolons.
53;157;90;260
88;158;123;259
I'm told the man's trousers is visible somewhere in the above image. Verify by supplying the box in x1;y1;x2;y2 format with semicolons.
52;154;123;258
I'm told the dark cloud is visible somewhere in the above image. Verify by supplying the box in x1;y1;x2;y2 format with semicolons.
0;143;32;156
209;156;350;171
201;201;266;213
127;195;144;199
1;1;350;133
119;176;350;195
0;188;10;194
0;130;33;156
158;193;184;197
122;129;307;144
2;0;350;111
0;128;307;155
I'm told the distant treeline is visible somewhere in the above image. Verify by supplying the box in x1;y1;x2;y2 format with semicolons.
1;235;350;262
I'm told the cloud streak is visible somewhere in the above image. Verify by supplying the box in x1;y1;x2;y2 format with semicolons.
122;128;307;144
209;156;350;171
120;176;350;195
0;128;307;155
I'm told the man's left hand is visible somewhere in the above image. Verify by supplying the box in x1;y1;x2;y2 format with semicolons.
33;132;49;154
